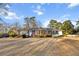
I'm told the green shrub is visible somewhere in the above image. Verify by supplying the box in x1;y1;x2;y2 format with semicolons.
8;31;17;37
0;32;3;34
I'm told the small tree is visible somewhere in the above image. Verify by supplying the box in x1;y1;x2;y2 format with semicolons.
48;19;62;30
61;20;74;35
76;20;79;32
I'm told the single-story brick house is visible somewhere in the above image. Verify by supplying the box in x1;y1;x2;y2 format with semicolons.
20;28;63;37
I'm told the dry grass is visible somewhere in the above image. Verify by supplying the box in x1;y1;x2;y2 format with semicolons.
0;37;79;56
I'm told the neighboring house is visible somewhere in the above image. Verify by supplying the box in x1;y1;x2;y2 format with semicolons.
0;24;9;33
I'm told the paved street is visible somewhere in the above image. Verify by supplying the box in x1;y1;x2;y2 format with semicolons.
0;38;79;56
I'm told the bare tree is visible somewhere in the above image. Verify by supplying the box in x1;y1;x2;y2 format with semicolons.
24;16;38;29
30;17;38;28
24;17;30;30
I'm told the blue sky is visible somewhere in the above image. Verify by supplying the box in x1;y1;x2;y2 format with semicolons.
0;3;79;27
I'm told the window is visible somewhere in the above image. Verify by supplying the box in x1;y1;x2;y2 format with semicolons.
56;31;58;34
52;31;58;34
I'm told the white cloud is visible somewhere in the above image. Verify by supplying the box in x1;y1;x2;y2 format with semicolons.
68;3;79;8
0;3;7;8
0;8;8;16
62;14;70;18
5;4;10;8
4;11;19;20
0;4;10;16
34;10;44;15
40;3;46;5
71;21;76;26
59;14;70;22
0;4;19;20
37;5;41;10
40;3;50;6
33;5;44;16
42;20;50;28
